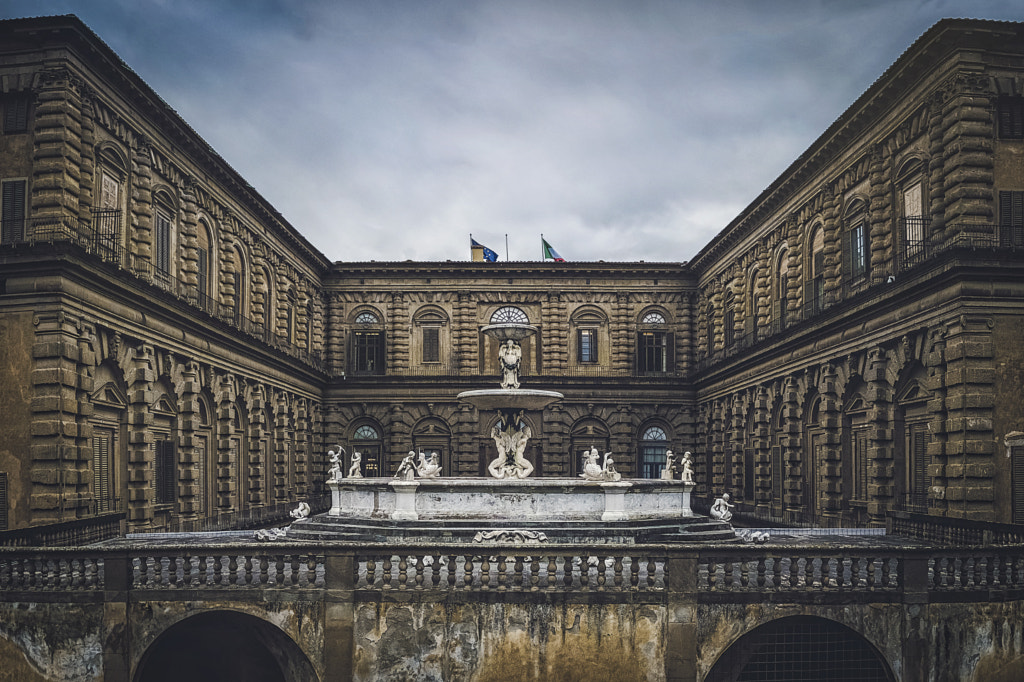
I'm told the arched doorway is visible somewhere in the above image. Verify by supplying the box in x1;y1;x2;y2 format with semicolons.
134;610;317;682
706;615;894;682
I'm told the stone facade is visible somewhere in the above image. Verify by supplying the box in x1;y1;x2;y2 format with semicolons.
0;15;1023;537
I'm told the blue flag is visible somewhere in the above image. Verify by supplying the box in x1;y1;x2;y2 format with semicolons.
471;237;499;262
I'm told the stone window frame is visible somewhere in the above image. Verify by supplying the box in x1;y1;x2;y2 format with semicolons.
351;307;386;375
570;306;607;366
351;422;384;477
412;305;450;366
842;197;871;285
638;423;671;479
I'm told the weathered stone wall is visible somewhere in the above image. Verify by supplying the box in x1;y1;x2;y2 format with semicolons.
353;601;665;681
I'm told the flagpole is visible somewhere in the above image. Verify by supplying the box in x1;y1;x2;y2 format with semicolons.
541;233;544;260
505;234;509;261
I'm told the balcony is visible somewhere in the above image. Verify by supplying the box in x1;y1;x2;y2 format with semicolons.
0;213;326;373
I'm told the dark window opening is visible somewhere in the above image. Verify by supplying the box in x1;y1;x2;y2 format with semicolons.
155;438;176;505
1;179;26;244
578;328;597;363
2;95;29;134
423;327;440;363
997;96;1024;140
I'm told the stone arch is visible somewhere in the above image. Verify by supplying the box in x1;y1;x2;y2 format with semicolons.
569;417;611;477
705;615;894;682
132;609;319;682
638;421;671;479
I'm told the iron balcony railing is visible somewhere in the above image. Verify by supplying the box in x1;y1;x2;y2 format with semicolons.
1;213;326;373
696;222;1024;371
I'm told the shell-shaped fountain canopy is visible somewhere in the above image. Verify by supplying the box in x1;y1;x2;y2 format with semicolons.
480;322;538;343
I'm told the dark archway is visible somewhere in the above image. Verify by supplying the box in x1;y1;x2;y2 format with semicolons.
706;615;894;682
134;610;318;682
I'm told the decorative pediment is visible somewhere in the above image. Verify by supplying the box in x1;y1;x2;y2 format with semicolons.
92;382;127;409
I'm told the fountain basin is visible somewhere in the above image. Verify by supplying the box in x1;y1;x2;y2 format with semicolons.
456;388;563;412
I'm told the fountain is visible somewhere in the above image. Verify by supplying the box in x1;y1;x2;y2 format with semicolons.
290;307;735;544
456;320;561;479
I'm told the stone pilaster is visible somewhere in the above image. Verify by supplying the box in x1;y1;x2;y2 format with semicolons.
942;316;995;520
781;375;803;515
388;293;409;373
867;144;891;269
178;178;199;290
541;292;567;374
129;137;154;267
215;374;236;514
174;360;201;520
78;87;96;226
924;327;949;515
752;384;772;512
611;293;631;373
818;362;843;525
820;183;841;304
865;347;895;526
125;344;155;528
31;69;83;225
938;73;995;230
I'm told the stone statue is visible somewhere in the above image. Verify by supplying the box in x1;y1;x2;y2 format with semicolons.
680;451;694;484
488;416;534;479
601;452;622;482
710;493;734;522
498;339;522;390
580;447;603;480
348;450;363;478
328;447;344;482
289;501;310;519
660;449;677;480
394;451;417;480
416;451;442;478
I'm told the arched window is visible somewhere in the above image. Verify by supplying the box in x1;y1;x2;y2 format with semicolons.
843;199;870;283
227;245;247;324
895;369;931;513
805;225;825;316
896;158;927;265
638;311;672;374
746;266;759;338
352;424;383;477
94;145;127;260
773;246;789;333
90;364;127;515
570;419;610;477
490;306;529;324
232;399;249;513
195;395;214;516
412;418;451;469
152;190;177;287
151;385;178;508
351;310;385;375
723;290;736;347
196;219;214;311
639;425;669;479
571;307;607;367
413;306;449;367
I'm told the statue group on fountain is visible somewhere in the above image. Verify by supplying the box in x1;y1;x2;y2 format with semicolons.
393;450;444;480
660;450;694;483
488;413;534;479
579;446;621;482
329;447;363;481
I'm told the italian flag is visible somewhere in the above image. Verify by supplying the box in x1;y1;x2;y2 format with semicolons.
541;237;565;262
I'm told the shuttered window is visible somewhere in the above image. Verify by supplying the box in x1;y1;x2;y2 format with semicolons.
908;422;929;498
2;95;29;134
423;326;440;363
92;430;115;513
154;210;172;276
1;179;26;244
0;472;7;530
771;445;783;504
1000;191;1024;248
1013;446;1024;524
154;438;176;505
997;96;1024;139
853;429;869;501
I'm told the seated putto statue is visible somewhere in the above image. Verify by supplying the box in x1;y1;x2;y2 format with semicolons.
660;449;677;480
328;447;344;482
710;493;734;522
289;501;311;519
394;451;417;480
680;451;694;484
348;450;363;478
601;451;622;482
416;451;442;478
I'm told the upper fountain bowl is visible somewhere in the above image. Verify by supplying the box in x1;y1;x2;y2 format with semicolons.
480;323;538;343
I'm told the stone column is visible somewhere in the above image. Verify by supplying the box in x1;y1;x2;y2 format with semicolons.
125;343;156;528
866;347;895;526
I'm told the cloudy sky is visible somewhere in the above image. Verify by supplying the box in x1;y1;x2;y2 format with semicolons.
3;1;1020;263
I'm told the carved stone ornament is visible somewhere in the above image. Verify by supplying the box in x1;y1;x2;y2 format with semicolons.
473;529;549;544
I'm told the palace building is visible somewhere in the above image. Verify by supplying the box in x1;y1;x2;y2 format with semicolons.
1;14;1023;538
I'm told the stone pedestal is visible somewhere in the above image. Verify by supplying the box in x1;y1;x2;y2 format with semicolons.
389;480;420;521
601;482;632;521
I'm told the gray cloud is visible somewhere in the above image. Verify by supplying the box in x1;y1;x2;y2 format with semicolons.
4;0;1021;262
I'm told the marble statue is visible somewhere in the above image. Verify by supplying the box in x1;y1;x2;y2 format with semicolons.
601;452;622;482
710;493;734;522
348;450;363;478
680;451;694;484
660;449;677;480
289;501;311;519
580;447;621;482
498;339;522;390
580;446;604;481
416;451;442;478
328;447;344;482
488;416;534;479
394;451;417;480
